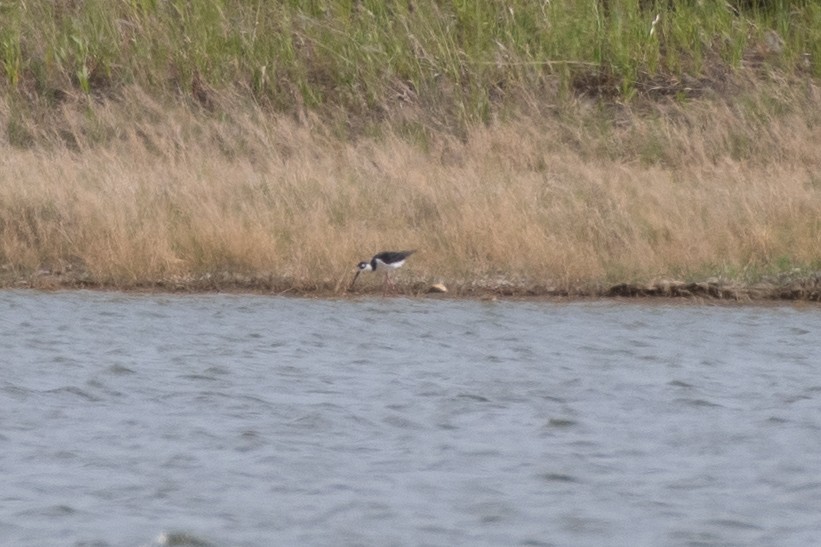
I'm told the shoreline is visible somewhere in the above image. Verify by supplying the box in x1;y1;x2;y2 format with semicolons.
4;270;819;303
2;5;818;306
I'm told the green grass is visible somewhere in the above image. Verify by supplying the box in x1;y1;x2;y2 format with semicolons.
1;0;819;132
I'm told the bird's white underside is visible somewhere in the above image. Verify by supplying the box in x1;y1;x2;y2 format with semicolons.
373;258;406;271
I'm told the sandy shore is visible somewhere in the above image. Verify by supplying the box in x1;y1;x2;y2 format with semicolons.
3;268;819;302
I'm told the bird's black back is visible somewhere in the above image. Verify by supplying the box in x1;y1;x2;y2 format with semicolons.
372;250;416;267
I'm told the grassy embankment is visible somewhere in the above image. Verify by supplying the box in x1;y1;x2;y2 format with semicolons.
0;1;819;298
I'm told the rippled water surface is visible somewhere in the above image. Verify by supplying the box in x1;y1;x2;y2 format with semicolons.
1;291;820;546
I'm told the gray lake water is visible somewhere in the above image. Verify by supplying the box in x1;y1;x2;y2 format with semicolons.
1;291;820;547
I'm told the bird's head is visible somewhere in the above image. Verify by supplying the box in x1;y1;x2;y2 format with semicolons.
349;261;372;291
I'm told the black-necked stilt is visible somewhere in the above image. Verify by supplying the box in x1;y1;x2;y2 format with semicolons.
349;250;416;293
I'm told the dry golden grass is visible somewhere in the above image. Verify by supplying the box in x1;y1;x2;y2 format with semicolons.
1;87;819;294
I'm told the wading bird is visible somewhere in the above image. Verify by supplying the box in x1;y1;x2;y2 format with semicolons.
349;250;416;294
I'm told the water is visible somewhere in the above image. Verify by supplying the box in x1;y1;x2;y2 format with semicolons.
1;291;820;547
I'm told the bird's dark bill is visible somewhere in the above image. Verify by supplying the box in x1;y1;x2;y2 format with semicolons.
348;270;361;290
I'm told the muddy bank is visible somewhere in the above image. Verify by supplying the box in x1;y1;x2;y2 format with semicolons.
458;274;821;302
602;277;821;302
2;267;819;302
